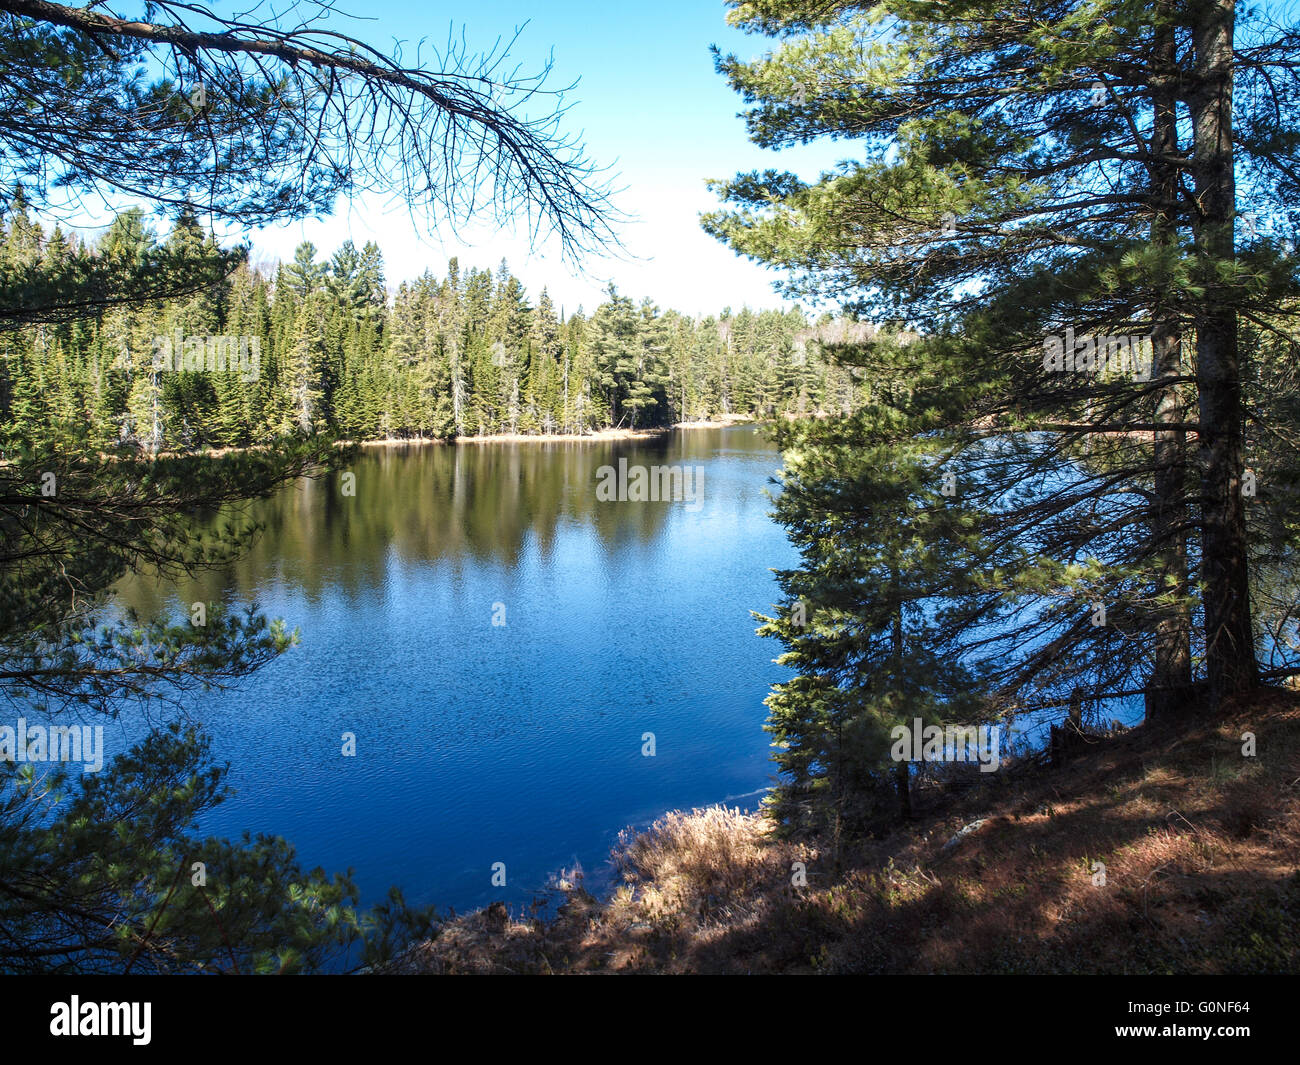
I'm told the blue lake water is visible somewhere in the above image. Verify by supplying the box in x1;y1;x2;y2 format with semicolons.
110;425;796;915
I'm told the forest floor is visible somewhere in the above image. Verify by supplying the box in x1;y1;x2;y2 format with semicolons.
391;685;1300;974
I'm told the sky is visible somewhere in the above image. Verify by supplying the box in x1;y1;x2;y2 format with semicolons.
56;0;1300;317
227;0;844;317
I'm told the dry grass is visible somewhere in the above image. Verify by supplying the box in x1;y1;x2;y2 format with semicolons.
391;686;1300;974
612;806;781;910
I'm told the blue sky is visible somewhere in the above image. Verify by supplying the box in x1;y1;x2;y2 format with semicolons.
237;0;1300;315
61;0;1300;317
235;0;842;316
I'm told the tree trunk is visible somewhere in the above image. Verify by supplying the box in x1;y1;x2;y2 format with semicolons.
895;761;912;821
891;566;911;819
1147;3;1194;718
1189;0;1257;707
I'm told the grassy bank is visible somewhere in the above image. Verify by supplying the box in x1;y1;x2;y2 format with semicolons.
388;686;1300;974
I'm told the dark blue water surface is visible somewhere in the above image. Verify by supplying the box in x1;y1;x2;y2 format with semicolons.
111;426;795;914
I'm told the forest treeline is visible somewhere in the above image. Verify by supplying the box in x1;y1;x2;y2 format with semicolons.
0;197;869;451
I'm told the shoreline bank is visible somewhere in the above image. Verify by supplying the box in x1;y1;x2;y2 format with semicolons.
390;686;1300;974
357;416;760;448
71;416;767;462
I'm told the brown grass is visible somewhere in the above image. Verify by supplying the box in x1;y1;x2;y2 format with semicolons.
388;686;1300;974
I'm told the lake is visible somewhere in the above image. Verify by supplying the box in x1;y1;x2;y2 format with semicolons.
111;425;796;915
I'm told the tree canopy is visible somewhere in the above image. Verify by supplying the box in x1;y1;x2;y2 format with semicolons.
706;0;1300;832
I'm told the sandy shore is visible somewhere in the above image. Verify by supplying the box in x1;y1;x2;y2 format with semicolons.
358;419;758;447
673;415;757;429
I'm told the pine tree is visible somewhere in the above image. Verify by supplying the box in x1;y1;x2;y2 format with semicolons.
286;291;328;434
283;242;328;300
706;0;1300;750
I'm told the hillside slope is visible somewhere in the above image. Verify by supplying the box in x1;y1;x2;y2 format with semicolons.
395;686;1300;974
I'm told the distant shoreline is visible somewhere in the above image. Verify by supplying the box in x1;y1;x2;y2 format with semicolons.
96;415;766;461
356;415;759;448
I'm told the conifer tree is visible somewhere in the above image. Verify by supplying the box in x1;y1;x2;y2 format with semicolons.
706;0;1300;828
